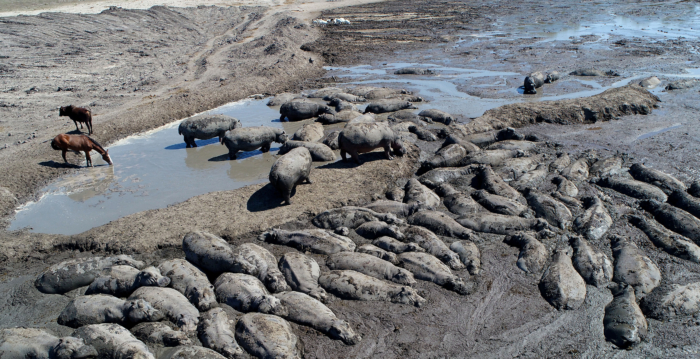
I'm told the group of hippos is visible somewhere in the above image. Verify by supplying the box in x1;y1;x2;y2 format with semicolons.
176;84;445;204
24;72;700;357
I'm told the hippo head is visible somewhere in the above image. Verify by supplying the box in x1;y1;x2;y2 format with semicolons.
334;227;350;236
258;229;279;242
255;295;288;317
391;140;406;156
124;299;164;323
382;213;401;225
176;313;198;334
329;319;362;345
497;127;524;141
265;273;290;293
189;285;217;311
136;266;171;287
51;337;98;359
523;77;538;94
405;101;418;110
276;131;288;144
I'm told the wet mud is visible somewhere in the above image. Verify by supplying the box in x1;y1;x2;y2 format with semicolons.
2;0;700;358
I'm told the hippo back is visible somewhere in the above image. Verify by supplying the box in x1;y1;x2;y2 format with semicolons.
179;114;241;140
339;123;397;148
222;126;283;151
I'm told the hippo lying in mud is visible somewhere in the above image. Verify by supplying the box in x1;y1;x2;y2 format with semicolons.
280;101;333;121
178;114;241;148
220;126;287;160
338;123;405;164
0;327;98;359
269;147;313;205
364;99;417;114
523;72;545;95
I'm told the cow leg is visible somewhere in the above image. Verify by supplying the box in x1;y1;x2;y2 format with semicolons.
85;151;92;167
62;150;68;163
74;120;80;132
87;120;93;135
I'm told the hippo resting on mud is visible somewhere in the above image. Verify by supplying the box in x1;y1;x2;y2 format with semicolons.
524;72;545;95
269;147;313;205
280;101;333;121
220;126;287;160
178;114;241;148
338;123;405;164
364;99;417;114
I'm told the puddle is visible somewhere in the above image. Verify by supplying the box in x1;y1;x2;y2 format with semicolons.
9;99;327;235
10;62;700;235
636;123;683;141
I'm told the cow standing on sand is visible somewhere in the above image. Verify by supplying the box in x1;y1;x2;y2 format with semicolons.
60;105;93;135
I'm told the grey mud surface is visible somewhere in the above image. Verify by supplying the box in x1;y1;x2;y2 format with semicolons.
2;0;700;358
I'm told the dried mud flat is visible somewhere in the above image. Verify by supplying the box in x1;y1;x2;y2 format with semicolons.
2;0;700;358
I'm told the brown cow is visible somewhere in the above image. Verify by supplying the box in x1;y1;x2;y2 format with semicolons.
59;105;93;135
51;134;112;167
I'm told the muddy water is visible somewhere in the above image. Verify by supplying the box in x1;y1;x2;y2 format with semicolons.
10;60;700;235
9;99;319;235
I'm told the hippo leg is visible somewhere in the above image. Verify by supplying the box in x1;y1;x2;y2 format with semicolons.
189;137;198;148
283;190;292;205
349;150;362;164
340;149;348;162
229;150;238;160
305;176;313;184
261;142;271;153
383;143;394;160
183;136;192;148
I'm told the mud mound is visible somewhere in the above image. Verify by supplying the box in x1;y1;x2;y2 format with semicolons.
457;85;660;134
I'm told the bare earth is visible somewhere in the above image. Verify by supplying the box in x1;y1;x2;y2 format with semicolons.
2;0;700;358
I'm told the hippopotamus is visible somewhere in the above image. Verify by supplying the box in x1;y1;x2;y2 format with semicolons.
398;252;472;295
319;270;425;307
130;322;191;347
214;273;287;316
323;92;366;102
278;252;327;301
394;67;434;75
570;235;613;287
0;327;98;359
269;147;313;205
279;101;333;121
273;291;361;345
85;265;170;297
545;71;560;83
327;98;357;112
73;324;154;359
198;308;244;358
58;295;164;328
364;99;417;114
178;114;241;148
158;259;217;311
503;233;548;274
291;123;324;142
35;255;145;295
338;123;405;164
278;140;335;162
523;72;545;94
220;126;287;160
569;68;619;77
418;109;454;125
234;313;301;359
539;249;587;310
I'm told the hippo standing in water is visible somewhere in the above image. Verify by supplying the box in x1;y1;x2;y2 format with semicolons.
338;123;405;164
280;101;333;121
269;147;313;205
220;126;287;160
364;99;417;114
178;114;241;148
523;72;545;94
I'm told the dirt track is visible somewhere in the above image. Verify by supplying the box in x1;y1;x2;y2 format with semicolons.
2;0;700;358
